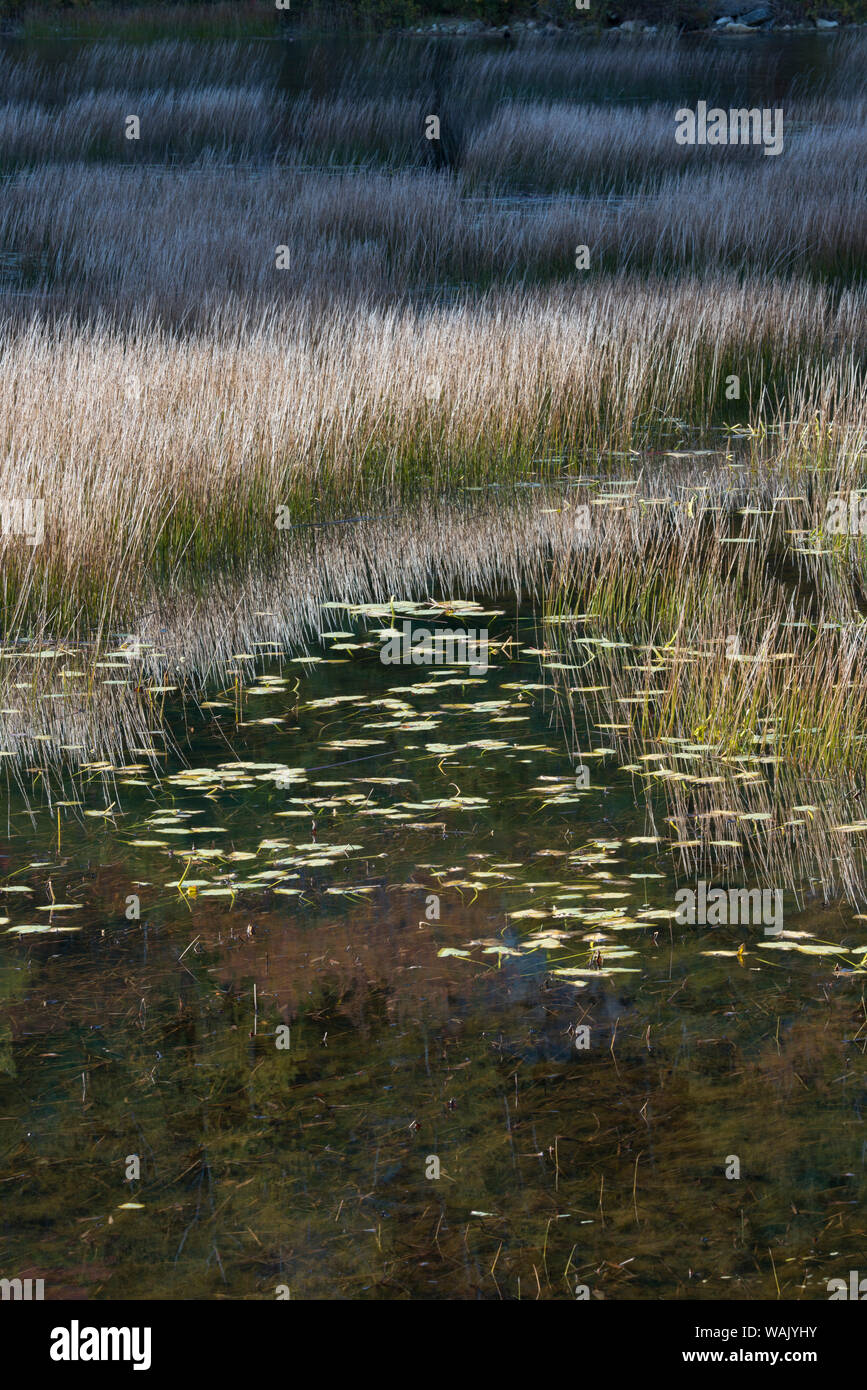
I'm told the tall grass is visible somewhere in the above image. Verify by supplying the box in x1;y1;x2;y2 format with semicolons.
2;159;866;326
0;87;276;166
0;274;863;630
0;26;863;782
541;459;867;895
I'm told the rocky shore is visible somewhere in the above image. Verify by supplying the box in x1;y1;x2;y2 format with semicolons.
408;10;852;37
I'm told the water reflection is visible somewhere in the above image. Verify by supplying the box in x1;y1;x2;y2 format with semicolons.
0;586;864;1300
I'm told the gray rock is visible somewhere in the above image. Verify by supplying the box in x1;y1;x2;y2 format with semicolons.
715;16;734;26
739;4;774;24
816;17;839;28
618;19;646;31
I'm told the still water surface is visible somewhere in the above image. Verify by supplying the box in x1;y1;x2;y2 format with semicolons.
0;589;864;1300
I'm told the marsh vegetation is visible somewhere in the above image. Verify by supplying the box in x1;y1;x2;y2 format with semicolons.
1;26;866;1302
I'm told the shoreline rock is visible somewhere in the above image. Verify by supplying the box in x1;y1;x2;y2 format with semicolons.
406;16;854;39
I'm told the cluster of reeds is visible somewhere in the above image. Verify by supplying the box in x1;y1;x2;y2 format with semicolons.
542;459;867;894
0;275;863;631
0;32;863;201
0;27;862;777
0;86;276;166
4;160;865;309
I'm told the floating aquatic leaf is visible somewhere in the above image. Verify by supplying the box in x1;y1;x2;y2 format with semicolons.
8;923;81;934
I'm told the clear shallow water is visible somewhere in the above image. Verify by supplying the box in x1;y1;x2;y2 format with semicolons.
0;606;865;1301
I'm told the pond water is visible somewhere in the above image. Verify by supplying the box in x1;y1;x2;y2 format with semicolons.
0;20;863;1301
0;552;864;1301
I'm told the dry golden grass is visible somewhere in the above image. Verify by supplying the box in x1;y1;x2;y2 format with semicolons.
0;271;862;632
0;25;862;789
